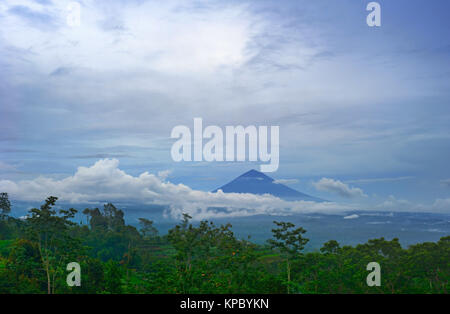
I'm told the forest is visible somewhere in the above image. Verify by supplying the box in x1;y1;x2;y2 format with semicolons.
0;193;448;294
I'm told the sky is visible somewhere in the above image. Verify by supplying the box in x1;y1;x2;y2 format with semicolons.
0;0;449;219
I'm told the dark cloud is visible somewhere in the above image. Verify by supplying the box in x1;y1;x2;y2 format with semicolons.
50;67;72;76
8;5;57;30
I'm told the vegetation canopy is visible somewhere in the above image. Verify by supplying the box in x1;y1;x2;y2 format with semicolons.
0;194;448;294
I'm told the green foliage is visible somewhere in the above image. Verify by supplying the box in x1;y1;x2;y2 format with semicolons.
104;260;124;294
321;240;340;254
24;197;85;293
268;221;309;258
0;196;448;294
0;240;13;258
268;221;309;293
1;239;44;293
138;218;159;240
0;193;15;240
0;193;11;217
167;214;249;293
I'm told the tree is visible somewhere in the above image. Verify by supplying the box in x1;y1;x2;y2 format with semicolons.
26;196;83;294
167;214;245;293
2;239;43;293
138;218;158;240
321;240;340;254
82;204;125;232
268;221;309;294
103;203;125;231
0;193;11;218
0;193;15;239
104;260;123;294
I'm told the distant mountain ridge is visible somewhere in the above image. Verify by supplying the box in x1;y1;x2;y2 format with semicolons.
213;169;324;202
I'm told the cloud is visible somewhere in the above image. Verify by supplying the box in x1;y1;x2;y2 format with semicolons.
343;214;359;219
7;4;57;30
1;0;450;202
0;161;16;171
375;195;450;213
273;179;299;185
440;179;450;187
157;170;171;181
345;176;414;184
313;178;367;198
2;160;450;219
1;0;260;75
0;159;353;220
50;67;72;76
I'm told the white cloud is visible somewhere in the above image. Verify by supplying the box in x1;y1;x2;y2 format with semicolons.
157;170;171;181
345;176;414;184
313;178;367;198
375;195;450;213
1;160;450;219
0;0;331;146
273;179;299;185
0;0;257;75
0;159;353;220
1;0;443;183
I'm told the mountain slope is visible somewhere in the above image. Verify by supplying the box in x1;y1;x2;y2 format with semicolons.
213;169;324;202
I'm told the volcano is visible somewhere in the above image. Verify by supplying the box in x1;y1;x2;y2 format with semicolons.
213;169;324;202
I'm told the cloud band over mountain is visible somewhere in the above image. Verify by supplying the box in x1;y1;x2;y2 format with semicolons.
0;159;353;219
1;159;449;220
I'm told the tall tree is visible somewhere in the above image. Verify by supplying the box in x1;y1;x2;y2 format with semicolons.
0;192;11;218
268;221;309;294
26;196;82;294
138;218;158;240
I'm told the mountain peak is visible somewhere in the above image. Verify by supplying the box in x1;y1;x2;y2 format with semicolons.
239;169;273;180
213;170;324;202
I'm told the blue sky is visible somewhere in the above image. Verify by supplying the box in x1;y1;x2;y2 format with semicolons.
0;0;449;217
